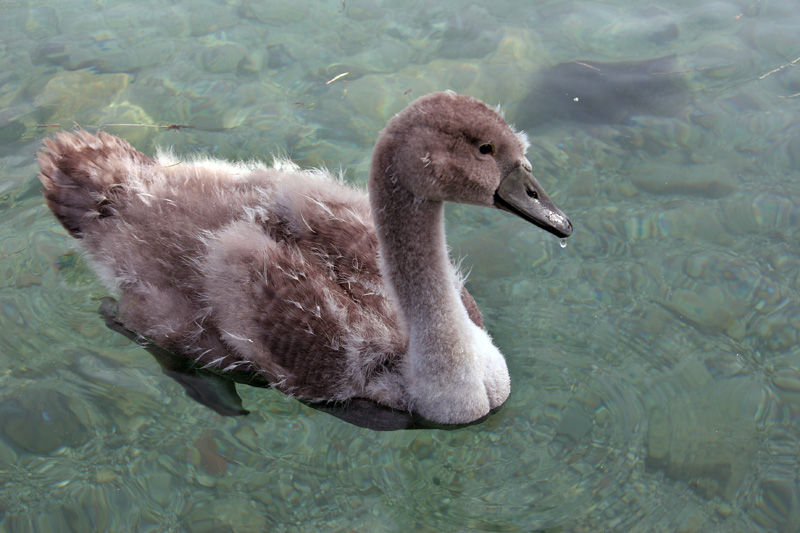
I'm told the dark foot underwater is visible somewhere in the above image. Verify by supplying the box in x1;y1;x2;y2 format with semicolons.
98;298;495;431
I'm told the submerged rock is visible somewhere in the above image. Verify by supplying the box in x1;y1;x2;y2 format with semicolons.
656;287;747;339
646;378;758;500
0;111;26;144
629;162;734;199
34;70;132;125
24;6;59;39
187;3;238;36
0;388;89;455
95;100;156;146
436;5;504;60
200;41;248;73
33;34;175;74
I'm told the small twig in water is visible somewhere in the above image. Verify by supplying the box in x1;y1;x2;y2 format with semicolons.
37;122;195;130
757;56;800;80
0;248;26;261
573;61;602;72
326;72;349;85
102;123;195;130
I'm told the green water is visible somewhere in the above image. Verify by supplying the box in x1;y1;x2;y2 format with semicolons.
2;0;800;530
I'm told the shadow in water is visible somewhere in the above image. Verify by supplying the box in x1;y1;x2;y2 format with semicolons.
517;55;692;127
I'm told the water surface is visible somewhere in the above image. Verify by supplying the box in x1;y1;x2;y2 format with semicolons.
1;0;800;530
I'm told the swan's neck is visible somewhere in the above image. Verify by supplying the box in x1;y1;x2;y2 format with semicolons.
371;183;475;368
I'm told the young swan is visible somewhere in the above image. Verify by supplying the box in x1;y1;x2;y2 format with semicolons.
39;92;572;425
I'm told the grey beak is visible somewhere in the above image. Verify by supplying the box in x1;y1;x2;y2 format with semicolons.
493;164;573;238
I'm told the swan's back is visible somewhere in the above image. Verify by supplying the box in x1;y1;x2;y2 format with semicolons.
38;130;480;408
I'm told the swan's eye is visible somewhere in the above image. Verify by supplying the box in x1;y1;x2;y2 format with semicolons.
526;187;538;199
478;142;495;156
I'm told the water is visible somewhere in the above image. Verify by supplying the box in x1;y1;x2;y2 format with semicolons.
1;0;799;530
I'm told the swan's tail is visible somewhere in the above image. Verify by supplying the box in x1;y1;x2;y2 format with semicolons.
38;130;154;238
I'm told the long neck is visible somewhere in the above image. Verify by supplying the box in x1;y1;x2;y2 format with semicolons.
370;177;474;366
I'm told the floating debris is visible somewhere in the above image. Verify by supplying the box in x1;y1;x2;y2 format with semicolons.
37;122;194;130
325;72;349;85
757;55;800;80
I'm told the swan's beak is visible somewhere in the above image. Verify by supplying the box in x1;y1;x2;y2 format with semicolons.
493;163;573;238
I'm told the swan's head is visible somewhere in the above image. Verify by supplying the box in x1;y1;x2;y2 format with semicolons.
372;91;572;238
